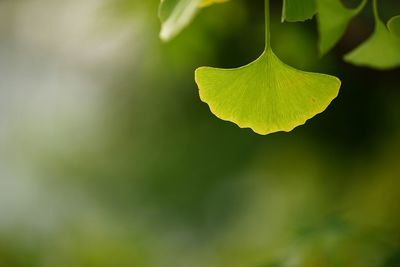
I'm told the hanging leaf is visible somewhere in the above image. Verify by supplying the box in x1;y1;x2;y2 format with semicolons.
195;0;341;135
344;0;400;70
317;0;367;56
282;0;317;22
195;51;340;135
388;15;400;37
199;0;229;8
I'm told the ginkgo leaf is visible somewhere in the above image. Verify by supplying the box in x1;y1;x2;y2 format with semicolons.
159;0;201;41
344;0;400;70
317;0;367;56
195;0;340;135
195;50;340;135
199;0;229;8
388;15;400;37
282;0;317;22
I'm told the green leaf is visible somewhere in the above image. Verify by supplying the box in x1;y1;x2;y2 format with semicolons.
195;49;340;135
388;15;400;37
282;0;317;22
344;1;400;70
195;0;340;135
159;0;201;41
317;0;367;56
159;0;230;42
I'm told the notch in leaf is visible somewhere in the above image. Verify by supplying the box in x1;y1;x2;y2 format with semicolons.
344;0;400;70
195;0;341;135
282;0;317;22
388;15;400;37
317;0;367;56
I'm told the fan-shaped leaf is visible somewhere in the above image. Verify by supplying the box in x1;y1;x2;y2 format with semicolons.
344;1;400;70
282;0;317;22
195;49;341;135
195;0;340;135
317;0;367;56
388;15;400;37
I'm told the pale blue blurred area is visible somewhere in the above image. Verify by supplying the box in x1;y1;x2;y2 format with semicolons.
0;0;400;266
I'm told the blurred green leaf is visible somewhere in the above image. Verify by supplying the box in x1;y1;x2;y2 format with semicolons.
388;15;400;36
317;0;367;56
159;0;230;41
344;0;400;69
282;0;317;22
159;0;201;41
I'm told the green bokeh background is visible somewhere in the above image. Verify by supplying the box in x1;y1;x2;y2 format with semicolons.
0;0;399;266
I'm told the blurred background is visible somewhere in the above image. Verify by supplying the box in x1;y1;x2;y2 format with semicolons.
0;0;400;266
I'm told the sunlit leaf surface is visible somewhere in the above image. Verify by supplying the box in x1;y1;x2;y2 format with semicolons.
195;49;340;135
317;0;367;55
388;15;400;36
159;0;201;41
344;1;400;70
282;0;317;22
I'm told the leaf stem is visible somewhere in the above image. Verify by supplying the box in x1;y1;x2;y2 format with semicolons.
265;0;271;50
